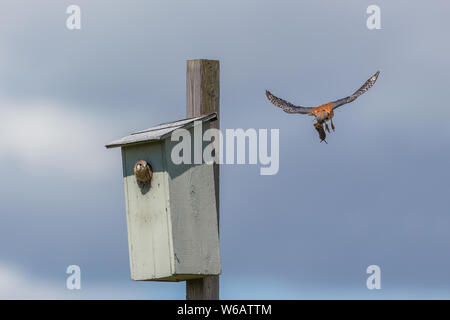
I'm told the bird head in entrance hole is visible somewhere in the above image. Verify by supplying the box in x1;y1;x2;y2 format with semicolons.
134;160;153;187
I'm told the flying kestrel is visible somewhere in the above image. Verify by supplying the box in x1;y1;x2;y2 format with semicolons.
266;71;380;143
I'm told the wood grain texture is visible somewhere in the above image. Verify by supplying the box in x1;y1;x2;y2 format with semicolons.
186;60;220;118
186;59;220;300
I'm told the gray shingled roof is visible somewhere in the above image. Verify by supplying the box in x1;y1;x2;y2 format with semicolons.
105;113;217;149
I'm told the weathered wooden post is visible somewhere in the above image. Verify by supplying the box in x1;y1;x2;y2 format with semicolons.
186;59;220;300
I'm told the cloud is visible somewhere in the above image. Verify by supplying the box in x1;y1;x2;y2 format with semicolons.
0;0;450;299
0;262;183;299
0;98;117;178
0;262;70;299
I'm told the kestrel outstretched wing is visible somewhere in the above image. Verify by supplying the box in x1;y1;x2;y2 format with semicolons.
331;71;380;110
265;90;312;115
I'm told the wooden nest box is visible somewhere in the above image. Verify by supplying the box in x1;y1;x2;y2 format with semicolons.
106;113;221;281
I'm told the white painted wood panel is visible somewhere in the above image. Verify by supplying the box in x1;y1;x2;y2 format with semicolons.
120;126;221;281
122;143;173;280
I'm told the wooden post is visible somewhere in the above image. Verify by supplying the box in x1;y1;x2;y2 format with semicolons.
186;59;220;300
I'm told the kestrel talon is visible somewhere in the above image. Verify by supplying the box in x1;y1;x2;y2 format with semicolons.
134;160;152;185
266;71;380;143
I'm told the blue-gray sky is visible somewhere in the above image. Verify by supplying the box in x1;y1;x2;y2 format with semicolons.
0;0;450;299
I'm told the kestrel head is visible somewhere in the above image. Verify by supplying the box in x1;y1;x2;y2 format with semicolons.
134;160;152;185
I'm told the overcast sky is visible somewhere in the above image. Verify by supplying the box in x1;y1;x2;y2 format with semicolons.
0;0;450;299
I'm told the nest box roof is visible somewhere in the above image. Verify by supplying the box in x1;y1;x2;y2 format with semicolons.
105;112;217;149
